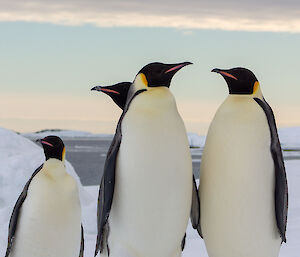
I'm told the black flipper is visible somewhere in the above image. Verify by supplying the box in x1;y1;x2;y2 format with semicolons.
94;89;147;256
254;97;288;243
79;224;84;257
190;175;202;238
181;233;186;251
5;164;43;257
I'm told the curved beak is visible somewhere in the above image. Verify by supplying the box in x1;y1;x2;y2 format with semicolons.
91;85;102;91
91;86;120;94
211;68;221;73
36;138;53;147
165;62;193;74
212;68;238;80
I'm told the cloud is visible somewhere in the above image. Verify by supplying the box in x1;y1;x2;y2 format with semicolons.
0;0;300;32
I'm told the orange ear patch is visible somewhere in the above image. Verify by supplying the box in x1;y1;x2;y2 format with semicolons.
140;73;148;86
253;81;260;94
62;147;66;161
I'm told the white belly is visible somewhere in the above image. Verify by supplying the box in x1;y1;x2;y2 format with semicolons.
199;96;281;257
108;89;193;257
10;169;82;257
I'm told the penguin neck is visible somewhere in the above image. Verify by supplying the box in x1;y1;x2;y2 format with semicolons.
226;87;264;102
127;74;148;101
252;86;264;99
43;158;66;178
131;87;177;113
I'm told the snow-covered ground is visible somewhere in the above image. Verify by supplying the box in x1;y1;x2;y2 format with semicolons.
1;127;299;256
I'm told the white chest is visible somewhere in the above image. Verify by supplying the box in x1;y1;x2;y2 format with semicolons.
108;89;193;256
10;164;81;257
199;96;281;257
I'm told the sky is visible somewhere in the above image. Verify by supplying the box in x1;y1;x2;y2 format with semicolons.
0;0;300;135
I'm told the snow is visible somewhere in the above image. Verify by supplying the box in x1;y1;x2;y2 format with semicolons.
0;127;300;256
187;133;206;148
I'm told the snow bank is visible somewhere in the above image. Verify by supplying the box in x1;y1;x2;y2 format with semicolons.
187;133;205;148
0;128;96;256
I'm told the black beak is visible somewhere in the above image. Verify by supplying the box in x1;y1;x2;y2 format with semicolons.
211;68;238;81
91;86;102;92
91;85;121;95
165;61;193;74
165;62;193;74
211;68;221;73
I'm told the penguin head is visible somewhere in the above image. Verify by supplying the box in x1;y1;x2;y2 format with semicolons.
134;62;192;89
91;82;131;110
212;67;260;95
37;136;65;161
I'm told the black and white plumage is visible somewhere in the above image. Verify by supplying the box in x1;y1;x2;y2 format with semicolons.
93;62;200;257
95;89;146;255
5;136;84;257
199;67;288;257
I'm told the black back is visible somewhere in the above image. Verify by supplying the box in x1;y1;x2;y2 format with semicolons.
254;97;288;243
94;89;147;256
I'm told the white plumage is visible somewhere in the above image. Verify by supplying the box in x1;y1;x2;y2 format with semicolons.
199;90;281;257
9;159;82;257
103;75;193;257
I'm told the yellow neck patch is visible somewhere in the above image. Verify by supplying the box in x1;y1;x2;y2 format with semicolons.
140;73;148;87
62;147;66;161
253;81;260;94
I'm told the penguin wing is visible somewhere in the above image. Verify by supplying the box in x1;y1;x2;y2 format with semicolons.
181;233;186;250
94;128;121;256
79;224;84;257
254;97;288;243
5;164;44;257
95;89;147;256
190;175;202;238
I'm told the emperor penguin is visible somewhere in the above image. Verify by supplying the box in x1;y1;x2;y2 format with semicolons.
199;67;288;257
5;136;84;257
92;62;200;257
